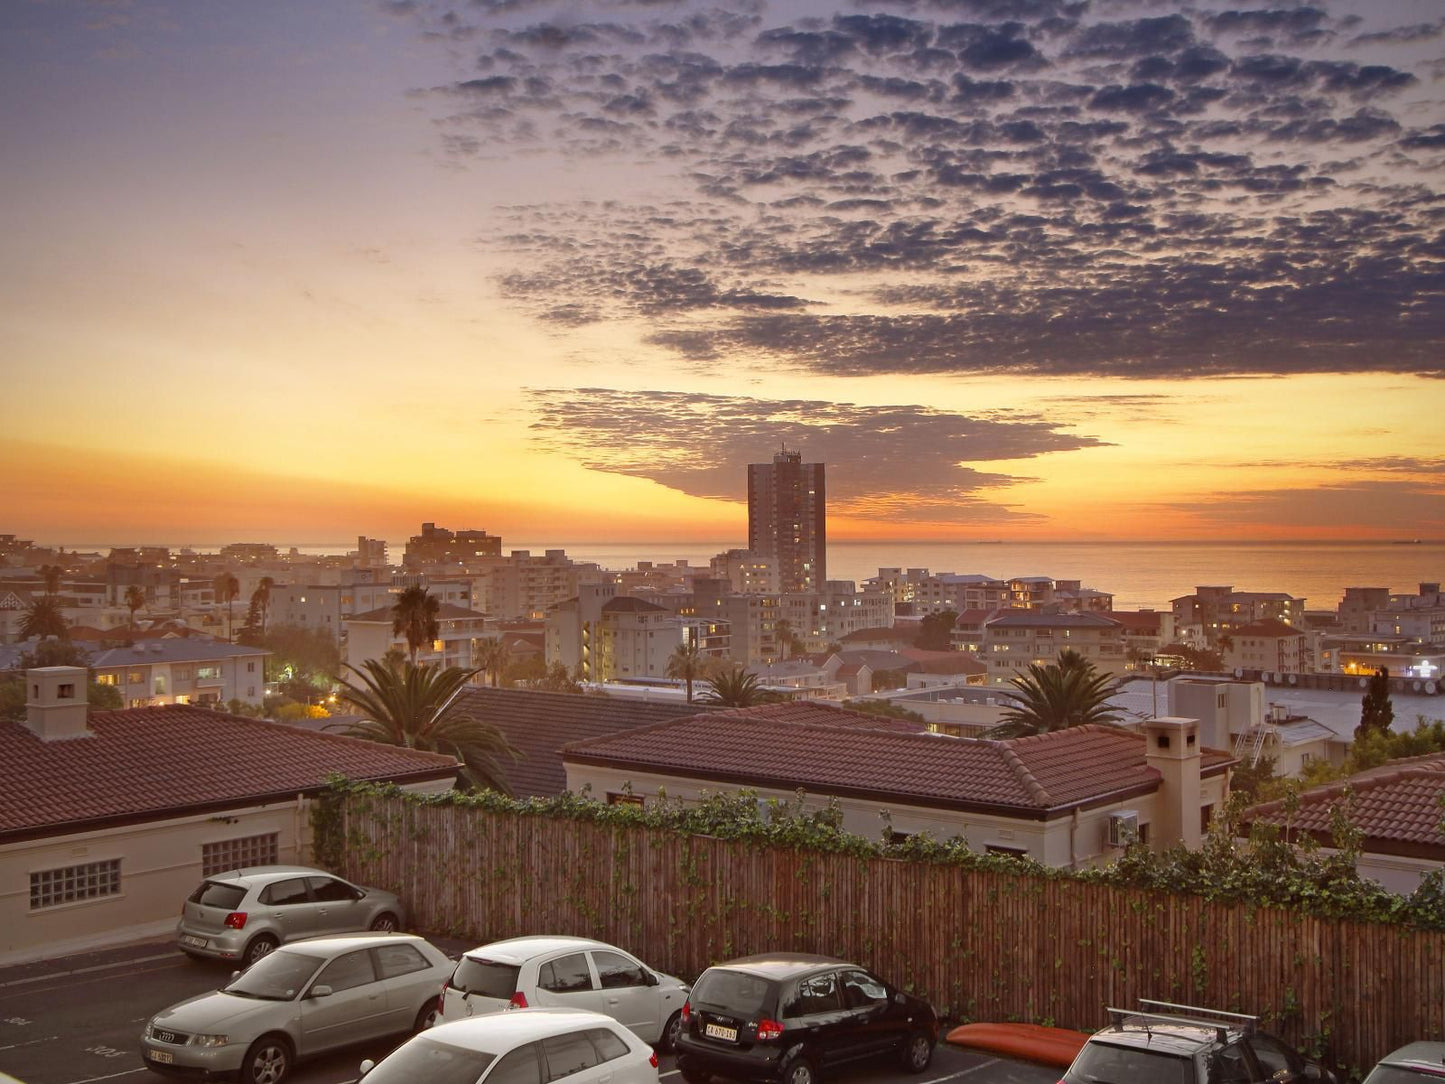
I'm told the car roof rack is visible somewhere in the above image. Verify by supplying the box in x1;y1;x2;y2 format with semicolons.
1105;999;1258;1043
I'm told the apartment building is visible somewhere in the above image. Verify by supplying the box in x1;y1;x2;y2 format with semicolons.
90;640;270;708
1172;585;1307;645
980;611;1128;684
343;602;489;670
748;449;826;594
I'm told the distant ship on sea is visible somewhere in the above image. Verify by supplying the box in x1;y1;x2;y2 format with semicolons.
1392;539;1423;545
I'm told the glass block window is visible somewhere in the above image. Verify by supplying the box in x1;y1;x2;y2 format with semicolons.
202;833;279;876
30;859;122;909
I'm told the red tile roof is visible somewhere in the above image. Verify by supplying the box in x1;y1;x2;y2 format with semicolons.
0;706;459;842
1107;611;1166;630
1245;756;1445;858
564;714;1230;819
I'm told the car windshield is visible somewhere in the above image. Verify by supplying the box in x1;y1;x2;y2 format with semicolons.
362;1036;497;1084
225;952;323;1001
451;957;521;999
690;969;772;1015
1069;1042;1194;1084
189;881;246;910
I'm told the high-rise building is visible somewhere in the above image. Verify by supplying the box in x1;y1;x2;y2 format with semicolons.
747;448;825;594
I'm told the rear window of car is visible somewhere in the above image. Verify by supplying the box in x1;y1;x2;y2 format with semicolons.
1365;1070;1443;1084
690;968;773;1016
452;956;521;998
1069;1042;1194;1084
362;1036;497;1084
188;881;246;910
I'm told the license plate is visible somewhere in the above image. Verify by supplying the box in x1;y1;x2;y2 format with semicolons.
181;935;206;948
149;1051;174;1064
705;1023;738;1042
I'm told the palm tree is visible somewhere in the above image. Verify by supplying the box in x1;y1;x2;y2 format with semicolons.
474;636;511;688
213;573;240;642
21;596;69;641
392;586;440;663
329;659;518;792
773;619;804;661
987;650;1121;738
701;665;767;708
255;576;274;637
124;584;146;629
38;564;62;597
666;637;704;702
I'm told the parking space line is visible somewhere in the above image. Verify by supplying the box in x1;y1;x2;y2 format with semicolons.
0;952;182;991
63;1070;150;1084
0;1034;59;1050
928;1059;1002;1080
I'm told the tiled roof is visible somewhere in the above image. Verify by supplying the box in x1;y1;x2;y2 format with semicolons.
90;641;270;666
897;648;988;675
0;707;458;842
451;688;711;798
986;611;1123;629
1245;757;1445;857
602;596;671;613
564;717;1226;818
1233;618;1303;638
840;627;903;643
1108;611;1166;630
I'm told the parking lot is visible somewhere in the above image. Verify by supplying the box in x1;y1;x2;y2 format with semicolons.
0;939;1059;1084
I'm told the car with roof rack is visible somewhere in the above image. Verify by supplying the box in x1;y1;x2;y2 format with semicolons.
1363;1042;1445;1081
1058;999;1340;1084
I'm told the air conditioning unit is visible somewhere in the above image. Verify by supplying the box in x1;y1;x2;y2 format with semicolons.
1107;810;1140;847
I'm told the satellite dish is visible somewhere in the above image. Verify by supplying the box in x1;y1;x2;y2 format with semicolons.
1358;677;1369;689
1427;681;1438;694
1234;668;1244;678
1288;674;1297;685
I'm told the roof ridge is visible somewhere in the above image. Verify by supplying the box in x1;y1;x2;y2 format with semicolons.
995;743;1053;806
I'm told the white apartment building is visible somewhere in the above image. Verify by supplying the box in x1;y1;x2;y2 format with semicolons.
90;641;271;708
980;611;1128;684
344;602;490;671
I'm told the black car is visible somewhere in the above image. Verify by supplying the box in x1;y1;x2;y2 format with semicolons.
674;953;937;1084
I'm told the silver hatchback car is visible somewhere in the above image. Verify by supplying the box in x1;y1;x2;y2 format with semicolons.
177;866;405;967
143;933;451;1084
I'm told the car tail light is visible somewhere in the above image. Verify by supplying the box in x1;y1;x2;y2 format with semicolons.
437;981;449;1013
681;1000;691;1024
756;1018;784;1041
224;912;247;930
649;1052;658;1069
508;991;528;1009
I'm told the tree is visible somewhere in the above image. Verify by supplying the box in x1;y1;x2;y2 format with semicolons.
666;637;705;702
773;619;804;661
330;659;518;792
1357;667;1394;740
392;586;439;663
20;596;69;641
917;610;959;651
37;564;62;597
213;573;240;643
124;584;146;629
987;650;1121;737
474;636;511;688
701;665;768;707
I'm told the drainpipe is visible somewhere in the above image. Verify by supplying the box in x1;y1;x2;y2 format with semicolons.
1070;807;1080;870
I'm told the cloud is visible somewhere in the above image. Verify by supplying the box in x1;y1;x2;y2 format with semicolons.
390;0;1445;381
525;388;1109;522
1164;481;1445;532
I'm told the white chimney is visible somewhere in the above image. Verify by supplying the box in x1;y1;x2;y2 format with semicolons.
25;666;91;741
1142;716;1203;851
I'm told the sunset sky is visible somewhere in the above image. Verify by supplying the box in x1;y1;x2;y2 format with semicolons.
3;0;1442;545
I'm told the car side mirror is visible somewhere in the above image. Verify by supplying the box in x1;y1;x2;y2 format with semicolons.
310;985;333;999
230;971;241;982
645;970;659;987
359;1059;375;1077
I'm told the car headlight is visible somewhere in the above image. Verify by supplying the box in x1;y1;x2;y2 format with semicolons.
190;1034;230;1047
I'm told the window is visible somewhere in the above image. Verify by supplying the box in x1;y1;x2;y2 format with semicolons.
840;970;889;1008
259;878;311;906
57;683;75;699
487;1046;541;1084
538;953;593;993
96;673;119;686
783;972;842;1017
31;859;121;909
315;949;376;993
592;951;647;989
586;1028;630;1063
541;1032;600;1082
308;876;362;902
197;666;221;680
247;662;256;672
202;833;278;876
127;670;145;684
374;943;430;979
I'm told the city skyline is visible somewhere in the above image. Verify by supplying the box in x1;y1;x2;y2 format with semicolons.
4;0;1444;544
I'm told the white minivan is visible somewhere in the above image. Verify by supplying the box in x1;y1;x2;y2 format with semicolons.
438;936;689;1050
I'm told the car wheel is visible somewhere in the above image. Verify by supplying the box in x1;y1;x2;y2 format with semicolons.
241;935;278;968
240;1034;293;1084
782;1054;817;1084
369;912;399;933
677;1057;711;1084
900;1031;934;1073
414;1001;438;1032
660;1010;682;1052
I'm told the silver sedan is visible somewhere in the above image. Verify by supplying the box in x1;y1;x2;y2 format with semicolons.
142;933;451;1084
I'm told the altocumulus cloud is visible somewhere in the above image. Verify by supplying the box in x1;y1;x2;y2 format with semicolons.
394;0;1444;380
526;388;1108;523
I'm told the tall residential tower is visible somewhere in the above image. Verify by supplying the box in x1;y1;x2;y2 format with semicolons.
747;448;826;594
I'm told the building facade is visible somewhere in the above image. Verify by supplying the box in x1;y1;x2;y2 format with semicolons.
747;449;826;594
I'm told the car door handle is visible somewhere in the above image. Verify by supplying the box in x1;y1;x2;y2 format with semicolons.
607;997;620;1005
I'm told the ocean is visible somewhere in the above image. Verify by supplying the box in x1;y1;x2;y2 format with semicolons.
89;538;1442;614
